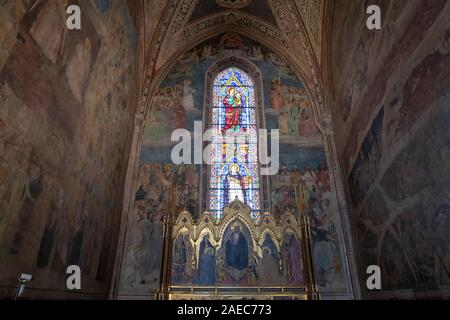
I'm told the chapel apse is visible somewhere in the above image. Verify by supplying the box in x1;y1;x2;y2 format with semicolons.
118;33;351;298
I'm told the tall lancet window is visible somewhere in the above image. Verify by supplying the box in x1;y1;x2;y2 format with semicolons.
208;67;261;222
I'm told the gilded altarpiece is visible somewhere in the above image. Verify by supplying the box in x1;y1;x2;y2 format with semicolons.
162;200;316;300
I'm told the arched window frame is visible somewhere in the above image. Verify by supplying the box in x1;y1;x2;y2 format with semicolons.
200;57;269;223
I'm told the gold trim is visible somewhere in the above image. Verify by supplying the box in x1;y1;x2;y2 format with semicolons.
158;199;318;300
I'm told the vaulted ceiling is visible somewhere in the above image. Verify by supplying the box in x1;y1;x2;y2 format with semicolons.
135;0;329;121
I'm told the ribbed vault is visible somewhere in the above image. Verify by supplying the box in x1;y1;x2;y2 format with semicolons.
136;0;328;122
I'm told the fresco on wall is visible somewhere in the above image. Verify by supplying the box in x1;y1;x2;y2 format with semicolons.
348;107;384;205
0;1;137;297
143;85;198;140
280;232;304;286
355;100;450;293
259;233;282;285
270;146;329;219
375;103;449;289
385;30;450;149
341;0;447;172
341;4;450;295
0;0;31;71
119;162;200;293
269;145;346;290
119;163;169;292
268;82;319;139
140;33;327;218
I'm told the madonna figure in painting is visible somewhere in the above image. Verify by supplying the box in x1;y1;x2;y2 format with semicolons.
222;87;244;134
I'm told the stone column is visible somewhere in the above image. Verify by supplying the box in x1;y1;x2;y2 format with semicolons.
157;190;176;300
109;111;145;299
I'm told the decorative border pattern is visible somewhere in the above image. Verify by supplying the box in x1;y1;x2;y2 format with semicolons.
170;0;194;34
180;12;288;48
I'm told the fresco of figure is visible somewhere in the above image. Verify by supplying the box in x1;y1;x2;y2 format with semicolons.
142;215;163;281
281;234;304;285
172;234;189;284
270;79;283;109
263;234;279;260
10;163;43;255
278;110;289;135
121;242;145;288
288;105;301;136
225;225;249;272
310;207;337;287
259;234;281;285
66;38;92;103
196;234;216;285
182;79;196;112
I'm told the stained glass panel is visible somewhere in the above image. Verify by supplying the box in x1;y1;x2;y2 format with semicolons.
209;67;261;222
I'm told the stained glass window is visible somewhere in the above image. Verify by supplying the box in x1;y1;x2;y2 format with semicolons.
208;67;261;222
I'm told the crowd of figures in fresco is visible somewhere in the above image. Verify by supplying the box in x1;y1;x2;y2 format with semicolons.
142;33;320;144
270;160;344;289
268;82;318;137
144;81;200;139
120;163;200;291
171;222;304;287
351;103;450;290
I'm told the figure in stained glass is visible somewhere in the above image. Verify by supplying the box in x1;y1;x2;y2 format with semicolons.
222;87;244;134
223;163;248;204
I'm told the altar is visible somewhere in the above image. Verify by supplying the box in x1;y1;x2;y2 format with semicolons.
157;200;317;300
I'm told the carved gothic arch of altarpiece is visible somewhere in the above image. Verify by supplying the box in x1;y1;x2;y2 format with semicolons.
110;0;361;300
